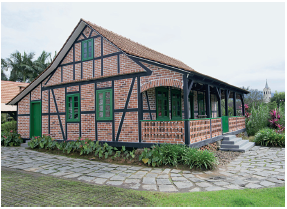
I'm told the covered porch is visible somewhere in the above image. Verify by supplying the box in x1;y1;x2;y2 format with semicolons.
140;74;248;147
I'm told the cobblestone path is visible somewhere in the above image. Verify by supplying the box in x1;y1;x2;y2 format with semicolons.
1;146;285;192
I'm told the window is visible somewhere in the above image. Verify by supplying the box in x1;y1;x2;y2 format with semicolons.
66;93;80;122
156;87;169;120
96;89;113;120
82;39;93;61
171;89;182;120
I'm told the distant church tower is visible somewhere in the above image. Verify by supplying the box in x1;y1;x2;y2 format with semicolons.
263;79;271;103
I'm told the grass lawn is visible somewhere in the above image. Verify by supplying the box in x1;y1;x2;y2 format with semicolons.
1;167;285;207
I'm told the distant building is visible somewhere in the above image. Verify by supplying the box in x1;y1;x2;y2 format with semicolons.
263;80;271;103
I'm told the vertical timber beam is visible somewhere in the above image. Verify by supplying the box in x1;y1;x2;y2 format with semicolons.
205;84;211;118
225;90;229;116
240;94;245;116
233;92;236;116
216;87;222;117
138;76;143;143
183;75;190;145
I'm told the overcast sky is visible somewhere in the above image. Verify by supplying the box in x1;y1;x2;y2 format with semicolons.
1;2;285;92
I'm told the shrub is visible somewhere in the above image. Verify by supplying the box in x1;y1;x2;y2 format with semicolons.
246;103;269;136
1;121;17;133
182;148;218;170
254;128;285;147
1;130;22;147
139;144;218;170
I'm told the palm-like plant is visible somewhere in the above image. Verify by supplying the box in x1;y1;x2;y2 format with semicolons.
6;51;35;82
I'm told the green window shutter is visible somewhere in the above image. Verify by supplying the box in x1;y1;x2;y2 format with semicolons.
66;93;80;122
96;89;113;120
171;89;182;120
156;87;169;120
82;39;94;61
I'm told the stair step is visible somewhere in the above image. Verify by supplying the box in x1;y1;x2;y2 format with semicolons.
220;140;249;149
222;137;242;144
223;135;236;140
219;142;255;152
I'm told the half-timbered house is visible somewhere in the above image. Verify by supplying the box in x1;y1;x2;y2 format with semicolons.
8;19;249;148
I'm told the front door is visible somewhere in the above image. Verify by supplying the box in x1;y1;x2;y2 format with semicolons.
30;101;41;138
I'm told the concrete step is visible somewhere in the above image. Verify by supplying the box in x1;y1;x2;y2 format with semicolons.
223;135;236;140
221;137;242;145
219;142;255;152
220;140;249;149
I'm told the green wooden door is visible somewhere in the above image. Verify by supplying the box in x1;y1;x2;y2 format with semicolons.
171;89;182;120
30;101;41;138
156;87;169;120
222;116;229;133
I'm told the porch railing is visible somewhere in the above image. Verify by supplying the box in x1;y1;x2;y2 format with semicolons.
141;116;246;145
141;120;185;144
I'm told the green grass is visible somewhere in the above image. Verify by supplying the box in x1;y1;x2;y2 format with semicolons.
1;167;285;207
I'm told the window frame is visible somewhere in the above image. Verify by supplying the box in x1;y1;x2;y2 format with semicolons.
171;88;182;120
156;87;170;121
82;39;94;61
66;93;80;122
96;89;113;120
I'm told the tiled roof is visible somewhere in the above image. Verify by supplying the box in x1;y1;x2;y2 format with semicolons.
82;19;195;73
1;81;29;103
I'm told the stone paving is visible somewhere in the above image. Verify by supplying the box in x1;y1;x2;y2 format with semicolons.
1;146;285;192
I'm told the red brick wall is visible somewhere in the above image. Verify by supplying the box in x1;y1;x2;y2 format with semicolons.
44;67;61;86
94;37;101;58
97;81;112;88
42;115;49;135
81;114;95;140
75;63;81;80
18;116;29;138
114;78;133;109
103;56;117;77
62;48;73;65
77;34;85;41
118;112;138;142
50;115;65;140
18;93;30;114
67;86;79;92
67;123;79;140
63;65;73;83
42;90;49;113
103;38;119;55
83;27;91;38
75;42;81;62
97;122;112;141
94;60;101;77
53;88;65;113
31;84;41;101
83;60;93;80
81;83;94;111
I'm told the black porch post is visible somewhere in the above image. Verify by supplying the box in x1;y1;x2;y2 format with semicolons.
241;94;245;116
217;88;222;117
233;92;236;116
205;84;211;118
183;75;190;145
225;89;229;116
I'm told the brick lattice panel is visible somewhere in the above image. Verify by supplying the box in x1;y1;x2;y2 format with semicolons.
228;117;237;132
189;120;210;143
211;118;222;137
141;121;184;144
237;117;246;130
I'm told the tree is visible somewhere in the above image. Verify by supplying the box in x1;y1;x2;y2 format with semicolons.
1;58;8;81
6;51;35;82
242;86;263;108
271;91;285;107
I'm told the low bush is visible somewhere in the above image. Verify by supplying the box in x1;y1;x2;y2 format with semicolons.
1;130;22;147
139;144;218;170
246;104;269;136
1;121;17;133
254;128;285;147
28;136;217;170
